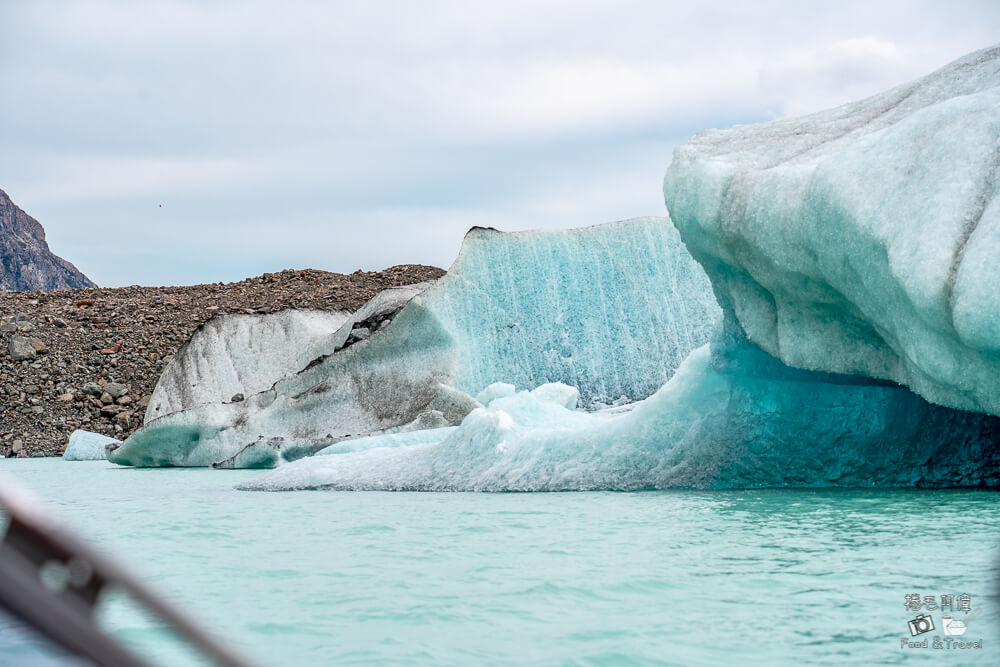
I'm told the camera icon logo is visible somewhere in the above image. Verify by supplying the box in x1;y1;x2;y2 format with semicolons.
908;614;935;636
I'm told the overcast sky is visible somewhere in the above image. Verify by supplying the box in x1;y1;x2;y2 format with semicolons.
1;1;997;286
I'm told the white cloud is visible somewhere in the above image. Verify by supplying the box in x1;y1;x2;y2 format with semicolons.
10;155;285;201
758;36;917;116
1;0;997;285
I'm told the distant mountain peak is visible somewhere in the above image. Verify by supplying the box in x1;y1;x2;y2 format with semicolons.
0;188;96;290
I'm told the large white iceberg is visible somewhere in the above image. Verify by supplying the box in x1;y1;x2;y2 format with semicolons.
110;217;720;467
145;283;437;422
664;45;1000;416
146;308;352;420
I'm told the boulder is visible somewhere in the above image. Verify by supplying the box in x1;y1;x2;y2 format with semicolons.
8;335;36;361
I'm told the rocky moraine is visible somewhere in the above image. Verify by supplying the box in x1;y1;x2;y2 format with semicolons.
0;265;444;458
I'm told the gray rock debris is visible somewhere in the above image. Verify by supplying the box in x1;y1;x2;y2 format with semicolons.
8;335;36;361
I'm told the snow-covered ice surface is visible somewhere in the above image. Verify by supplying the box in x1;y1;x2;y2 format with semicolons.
111;217;718;467
664;45;1000;416
62;430;121;461
242;318;1000;491
146;309;352;420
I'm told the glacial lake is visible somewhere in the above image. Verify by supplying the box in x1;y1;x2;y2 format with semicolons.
1;459;998;666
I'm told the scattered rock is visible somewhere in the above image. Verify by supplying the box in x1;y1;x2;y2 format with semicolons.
31;337;47;354
104;382;128;399
231;393;244;403
8;335;36;361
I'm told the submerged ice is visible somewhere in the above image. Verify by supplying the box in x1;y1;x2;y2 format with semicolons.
111;217;719;467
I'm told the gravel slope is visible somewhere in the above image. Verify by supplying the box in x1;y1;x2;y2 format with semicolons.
0;265;444;457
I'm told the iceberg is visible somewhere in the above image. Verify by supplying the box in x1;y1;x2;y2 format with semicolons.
146;308;353;420
146;283;437;422
110;217;720;467
663;45;1000;416
63;430;121;461
242;319;1000;491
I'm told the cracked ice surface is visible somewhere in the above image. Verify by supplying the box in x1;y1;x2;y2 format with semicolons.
664;45;1000;416
146;309;352;421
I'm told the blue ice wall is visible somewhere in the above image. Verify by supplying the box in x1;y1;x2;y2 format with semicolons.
419;217;720;405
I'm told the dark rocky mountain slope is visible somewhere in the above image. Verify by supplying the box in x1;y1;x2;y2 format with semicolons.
1;189;96;290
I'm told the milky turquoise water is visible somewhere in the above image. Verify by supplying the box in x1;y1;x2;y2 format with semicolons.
1;459;998;666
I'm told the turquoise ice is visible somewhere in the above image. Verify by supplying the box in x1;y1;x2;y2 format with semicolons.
241;46;1000;491
664;45;1000;416
422;218;720;405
